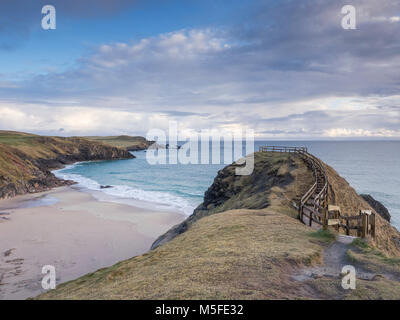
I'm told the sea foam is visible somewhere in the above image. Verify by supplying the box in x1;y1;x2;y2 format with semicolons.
54;166;195;215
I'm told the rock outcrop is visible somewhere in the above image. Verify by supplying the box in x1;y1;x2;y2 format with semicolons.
151;152;314;249
361;194;391;222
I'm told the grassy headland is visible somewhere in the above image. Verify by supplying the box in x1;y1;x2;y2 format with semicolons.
36;151;400;300
83;135;154;151
0;131;134;199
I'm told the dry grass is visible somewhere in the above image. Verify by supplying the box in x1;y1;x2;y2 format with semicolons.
346;239;400;277
36;209;324;300
31;150;400;300
324;163;400;257
0;144;37;184
151;152;315;249
197;152;314;218
0;131;132;192
306;276;400;300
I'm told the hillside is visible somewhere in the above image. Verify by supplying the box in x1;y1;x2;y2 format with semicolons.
152;152;400;256
83;135;153;151
36;151;400;300
152;152;314;248
0;131;134;199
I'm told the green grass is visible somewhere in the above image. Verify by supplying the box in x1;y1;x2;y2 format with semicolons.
352;238;370;249
0;131;133;188
83;135;152;150
0;131;39;146
347;238;400;276
346;249;357;263
308;229;336;244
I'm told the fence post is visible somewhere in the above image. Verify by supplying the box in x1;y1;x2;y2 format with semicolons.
299;203;302;221
370;213;376;239
361;213;368;238
322;206;327;230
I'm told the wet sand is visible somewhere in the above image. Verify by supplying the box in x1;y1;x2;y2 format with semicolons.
0;186;185;300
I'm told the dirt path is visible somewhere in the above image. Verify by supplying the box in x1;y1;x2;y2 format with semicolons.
293;235;377;282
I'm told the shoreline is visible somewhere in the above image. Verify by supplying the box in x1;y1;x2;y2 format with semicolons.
0;185;186;300
52;158;197;216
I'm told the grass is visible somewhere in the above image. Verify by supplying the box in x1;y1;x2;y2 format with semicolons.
324;161;400;256
31;149;400;300
36;209;324;300
308;229;336;244
346;238;400;277
346;249;357;263
197;152;314;218
352;238;370;249
83;135;152;150
151;151;315;249
307;276;400;300
0;131;133;189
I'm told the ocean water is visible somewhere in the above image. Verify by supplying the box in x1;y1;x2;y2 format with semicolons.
54;141;400;229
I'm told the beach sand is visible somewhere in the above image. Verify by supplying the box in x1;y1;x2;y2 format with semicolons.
0;186;185;300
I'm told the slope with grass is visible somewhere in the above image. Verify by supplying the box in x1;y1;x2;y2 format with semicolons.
36;151;400;300
83;135;154;151
36;209;326;299
0;131;134;199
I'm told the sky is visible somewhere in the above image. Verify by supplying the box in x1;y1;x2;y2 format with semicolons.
0;0;399;139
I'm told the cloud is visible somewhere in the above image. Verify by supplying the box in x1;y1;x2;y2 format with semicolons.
324;128;400;138
0;0;399;138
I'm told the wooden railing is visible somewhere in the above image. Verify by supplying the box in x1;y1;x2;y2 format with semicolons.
259;146;375;238
297;150;329;228
329;207;376;238
259;146;308;153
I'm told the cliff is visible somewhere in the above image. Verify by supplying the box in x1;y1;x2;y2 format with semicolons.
361;194;391;222
36;151;400;300
0;131;134;199
151;152;314;249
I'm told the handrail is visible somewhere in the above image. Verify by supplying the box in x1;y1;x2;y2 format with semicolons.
259;146;328;228
260;146;308;153
259;146;375;239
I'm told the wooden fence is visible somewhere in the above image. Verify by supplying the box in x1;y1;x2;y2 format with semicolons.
259;146;376;238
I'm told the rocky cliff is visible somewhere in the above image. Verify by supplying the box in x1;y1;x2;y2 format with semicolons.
0;131;134;199
151;152;314;249
361;194;391;222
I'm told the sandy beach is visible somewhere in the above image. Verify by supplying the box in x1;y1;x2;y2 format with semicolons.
0;186;185;300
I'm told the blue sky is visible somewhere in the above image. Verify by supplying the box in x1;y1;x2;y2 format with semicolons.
0;0;399;139
1;0;250;76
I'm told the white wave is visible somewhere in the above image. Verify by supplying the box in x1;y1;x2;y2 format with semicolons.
53;169;195;215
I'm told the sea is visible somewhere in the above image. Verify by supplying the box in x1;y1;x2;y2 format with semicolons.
53;141;400;229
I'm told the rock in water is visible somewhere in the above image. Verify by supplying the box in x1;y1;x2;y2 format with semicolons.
361;194;391;222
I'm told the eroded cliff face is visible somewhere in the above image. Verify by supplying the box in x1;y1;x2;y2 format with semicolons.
361;194;391;222
152;151;400;257
0;136;134;199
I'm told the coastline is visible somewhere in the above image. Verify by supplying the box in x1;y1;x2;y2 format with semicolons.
52;159;197;216
0;185;185;300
